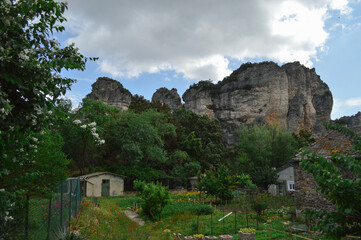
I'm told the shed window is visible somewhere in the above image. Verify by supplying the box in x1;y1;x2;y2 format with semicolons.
287;181;295;191
102;179;110;184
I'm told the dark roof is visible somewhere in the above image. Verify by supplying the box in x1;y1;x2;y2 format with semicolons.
292;129;361;162
79;172;125;179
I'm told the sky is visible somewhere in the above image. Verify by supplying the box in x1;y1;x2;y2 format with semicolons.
58;0;361;120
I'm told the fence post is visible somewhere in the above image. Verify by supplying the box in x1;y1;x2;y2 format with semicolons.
25;195;29;240
211;213;213;236
75;178;79;216
60;182;63;228
77;177;81;213
222;200;225;234
69;180;72;227
46;197;52;240
234;199;237;234
197;214;199;234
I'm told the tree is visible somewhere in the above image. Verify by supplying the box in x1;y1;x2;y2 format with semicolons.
61;98;114;174
197;165;255;201
293;129;315;149
238;124;298;189
108;110;176;181
133;180;170;221
300;124;361;239
0;0;93;237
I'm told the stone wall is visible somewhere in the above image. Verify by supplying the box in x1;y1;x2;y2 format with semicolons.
293;162;335;216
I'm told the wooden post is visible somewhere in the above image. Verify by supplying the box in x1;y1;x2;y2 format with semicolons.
246;206;249;228
222;202;225;234
234;200;237;234
46;198;52;240
60;183;63;228
25;195;29;240
211;213;213;236
197;214;199;234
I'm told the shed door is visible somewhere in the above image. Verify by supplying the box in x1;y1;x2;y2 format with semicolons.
101;179;110;197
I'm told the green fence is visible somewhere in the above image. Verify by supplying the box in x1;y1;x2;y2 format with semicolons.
26;178;81;240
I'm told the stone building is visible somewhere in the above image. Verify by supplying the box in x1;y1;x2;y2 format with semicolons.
290;129;361;215
79;172;125;197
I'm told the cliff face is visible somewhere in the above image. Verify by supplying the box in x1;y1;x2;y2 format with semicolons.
85;62;333;145
183;62;333;145
152;88;182;111
86;77;132;111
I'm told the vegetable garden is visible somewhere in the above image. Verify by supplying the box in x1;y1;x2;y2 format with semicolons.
69;191;325;240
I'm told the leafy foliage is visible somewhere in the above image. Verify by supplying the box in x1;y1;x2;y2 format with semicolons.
238;124;298;189
197;165;255;201
133;180;171;221
0;0;93;238
292;129;315;149
300;123;361;239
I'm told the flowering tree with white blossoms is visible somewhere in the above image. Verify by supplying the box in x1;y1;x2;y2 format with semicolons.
0;0;95;238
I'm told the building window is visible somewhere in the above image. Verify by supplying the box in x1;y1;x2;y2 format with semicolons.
287;181;295;191
102;179;110;184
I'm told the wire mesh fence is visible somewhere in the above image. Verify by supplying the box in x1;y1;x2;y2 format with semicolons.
3;178;83;240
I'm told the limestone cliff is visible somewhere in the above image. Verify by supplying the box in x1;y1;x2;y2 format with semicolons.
152;88;182;111
183;62;333;145
86;77;132;111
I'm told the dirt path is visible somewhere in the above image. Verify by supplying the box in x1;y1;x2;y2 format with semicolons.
123;210;146;226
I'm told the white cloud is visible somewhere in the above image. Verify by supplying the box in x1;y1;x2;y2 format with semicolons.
64;0;351;82
332;98;361;119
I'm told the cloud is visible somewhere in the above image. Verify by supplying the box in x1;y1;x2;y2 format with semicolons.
332;98;361;119
64;0;351;81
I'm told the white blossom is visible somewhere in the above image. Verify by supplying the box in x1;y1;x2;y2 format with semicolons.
32;137;38;142
92;132;99;138
88;122;96;127
73;119;81;125
80;124;86;129
91;127;96;133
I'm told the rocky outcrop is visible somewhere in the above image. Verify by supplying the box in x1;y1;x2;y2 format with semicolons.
152;88;182;111
86;77;132;111
183;62;333;145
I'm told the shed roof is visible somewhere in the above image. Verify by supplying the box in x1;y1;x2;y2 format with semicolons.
79;172;125;179
292;129;361;162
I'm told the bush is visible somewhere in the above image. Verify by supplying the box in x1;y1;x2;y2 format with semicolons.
133;180;170;221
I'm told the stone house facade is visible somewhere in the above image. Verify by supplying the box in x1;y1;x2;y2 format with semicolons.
290;129;360;215
79;172;125;197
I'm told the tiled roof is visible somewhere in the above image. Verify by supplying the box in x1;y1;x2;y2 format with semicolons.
292;129;361;161
79;172;125;179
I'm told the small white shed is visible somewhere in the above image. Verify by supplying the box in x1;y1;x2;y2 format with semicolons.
79;172;125;197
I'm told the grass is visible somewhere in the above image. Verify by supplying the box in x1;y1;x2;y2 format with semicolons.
71;193;324;240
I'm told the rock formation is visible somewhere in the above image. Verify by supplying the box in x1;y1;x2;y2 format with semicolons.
152;87;182;111
85;62;333;145
86;77;132;111
182;62;333;145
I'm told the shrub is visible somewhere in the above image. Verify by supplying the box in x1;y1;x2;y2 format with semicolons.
133;180;170;221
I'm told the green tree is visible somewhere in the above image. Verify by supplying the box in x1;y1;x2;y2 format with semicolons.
133;180;170;221
108;110;176;181
61;98;117;174
173;108;226;168
238;124;298;189
197;165;255;201
0;0;92;237
300;124;361;239
293;129;315;149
